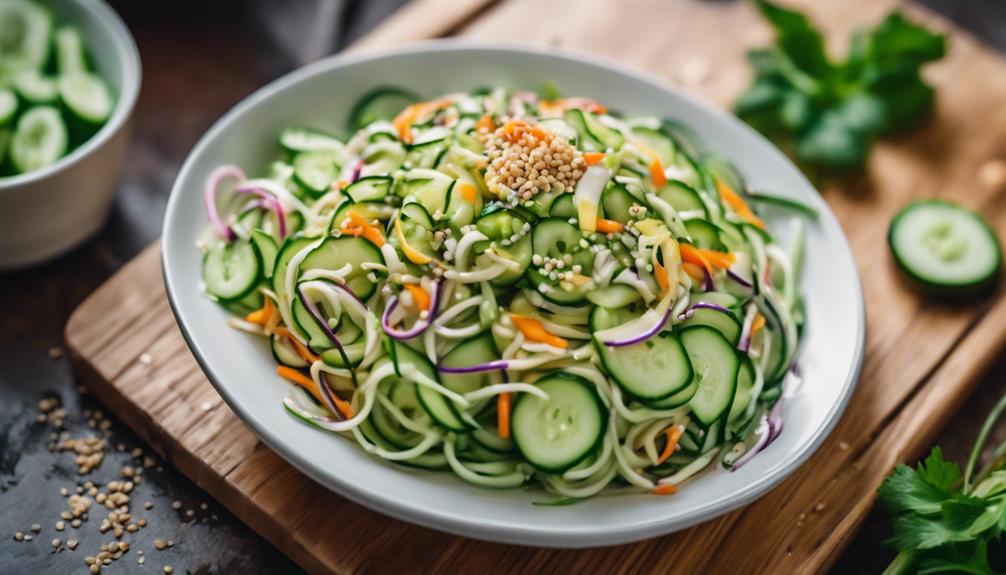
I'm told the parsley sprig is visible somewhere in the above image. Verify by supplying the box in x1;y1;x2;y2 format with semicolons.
878;394;1006;574
735;0;946;171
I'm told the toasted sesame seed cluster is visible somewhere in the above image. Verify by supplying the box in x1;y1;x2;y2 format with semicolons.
481;118;586;203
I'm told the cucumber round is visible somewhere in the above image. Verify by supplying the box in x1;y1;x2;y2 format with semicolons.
511;372;605;473
203;240;261;302
13;68;57;104
679;306;742;345
393;341;468;432
9;105;67;173
278;126;344;153
58;72;114;125
681;326;740;427
292;150;340;197
596;330;693;402
0;0;52;79
529;217;594;305
888;199;1002;294
298;237;384;300
55;26;88;75
0;88;17;126
349;86;418;131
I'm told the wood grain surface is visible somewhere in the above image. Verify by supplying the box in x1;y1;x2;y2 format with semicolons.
65;1;1006;573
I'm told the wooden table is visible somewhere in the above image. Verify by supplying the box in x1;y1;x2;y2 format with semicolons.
4;1;1006;574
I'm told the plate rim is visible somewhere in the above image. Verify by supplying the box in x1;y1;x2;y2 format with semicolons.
161;39;866;548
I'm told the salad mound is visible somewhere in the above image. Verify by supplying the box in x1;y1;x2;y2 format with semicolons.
197;86;805;500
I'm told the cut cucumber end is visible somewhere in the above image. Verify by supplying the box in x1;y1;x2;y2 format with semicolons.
58;72;114;125
9;105;67;173
888;199;1002;295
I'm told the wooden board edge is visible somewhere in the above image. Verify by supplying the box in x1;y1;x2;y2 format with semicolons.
349;0;501;52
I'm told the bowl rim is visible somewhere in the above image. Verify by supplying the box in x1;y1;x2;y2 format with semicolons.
0;0;142;189
162;39;866;547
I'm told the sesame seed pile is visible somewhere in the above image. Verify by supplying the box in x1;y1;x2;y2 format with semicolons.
481;119;586;203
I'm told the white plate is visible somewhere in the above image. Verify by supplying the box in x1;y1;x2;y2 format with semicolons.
162;42;865;548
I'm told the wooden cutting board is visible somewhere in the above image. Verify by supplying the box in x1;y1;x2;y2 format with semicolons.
65;1;1006;573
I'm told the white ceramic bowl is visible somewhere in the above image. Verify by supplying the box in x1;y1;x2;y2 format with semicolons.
0;0;140;270
163;42;865;548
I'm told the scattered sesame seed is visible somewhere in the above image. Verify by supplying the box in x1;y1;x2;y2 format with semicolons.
31;523;41;533
14;532;23;541
164;566;174;574
49;347;63;359
171;501;182;510
67;539;78;550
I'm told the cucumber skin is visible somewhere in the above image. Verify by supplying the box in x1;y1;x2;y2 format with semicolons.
510;372;606;473
888;199;1003;296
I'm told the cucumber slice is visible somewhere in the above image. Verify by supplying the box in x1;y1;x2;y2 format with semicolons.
585;284;641;308
474;209;532;286
292;150;340;197
12;68;56;104
405;137;448;169
528;217;594;305
9;106;66;173
631;126;675;165
298;237;384;300
0;88;17;126
329;200;395;235
601;183;635;222
270;236;317;312
728;355;755;422
202;240;261;302
392;341;467;432
344;175;391;203
549;193;576;218
596;330;693;402
272;335;308;368
55;26;88;74
684;220;727;251
398;169;453;214
400;201;434;229
250;228;278;279
370;380;424;449
440;332;499;411
681;326;740;426
58;72;113;125
680;306;742;345
701;153;745;194
657;180;707;216
888;199;1002;294
349;86;418;131
564;108;623;152
0;0;51;78
278;126;345;154
320;339;367;367
511;372;605;473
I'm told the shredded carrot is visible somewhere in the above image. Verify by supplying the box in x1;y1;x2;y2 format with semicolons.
752;313;766;337
276;366;323;404
682;262;705;284
458;182;477;203
635;143;667;187
341;212;386;247
583;152;606;166
656;425;685;465
565;97;608;115
679;243;713;278
274;327;321;364
717;179;765;229
336;179;348;190
509;314;568;349
538;99;564;117
403;284;430;312
500;119;549;143
653;483;678;496
653;257;670;294
594;217;623;234
244;297;275;325
276;366;353;419
392;99;450;144
699;248;736;269
476;114;495;133
497;392;511;439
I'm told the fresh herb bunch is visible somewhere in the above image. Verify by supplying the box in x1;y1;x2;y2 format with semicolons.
735;0;946;171
878;394;1006;574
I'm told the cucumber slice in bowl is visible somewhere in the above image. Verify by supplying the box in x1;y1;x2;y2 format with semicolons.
59;72;114;126
0;0;52;77
202;240;261;302
349;86;418;131
0;88;17;126
888;199;1002;295
680;326;739;427
9;105;67;174
595;330;693;403
511;372;605;473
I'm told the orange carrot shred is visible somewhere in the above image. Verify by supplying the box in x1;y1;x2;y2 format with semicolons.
752;313;766;337
653;257;670;294
276;366;323;404
717;179;765;229
341;212;386;247
653;483;678;496
510;314;568;349
333;396;354;420
497;392;511;439
476;114;495;133
244;297;274;325
403;284;430;312
594;217;623;234
682;262;705;283
274;327;321;364
679;243;713;277
656;425;685;465
583;152;606;166
458;182;477;203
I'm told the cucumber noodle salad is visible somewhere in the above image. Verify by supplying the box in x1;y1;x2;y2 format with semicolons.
197;86;811;502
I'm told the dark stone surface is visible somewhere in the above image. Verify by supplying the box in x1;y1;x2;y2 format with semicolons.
0;1;1003;574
